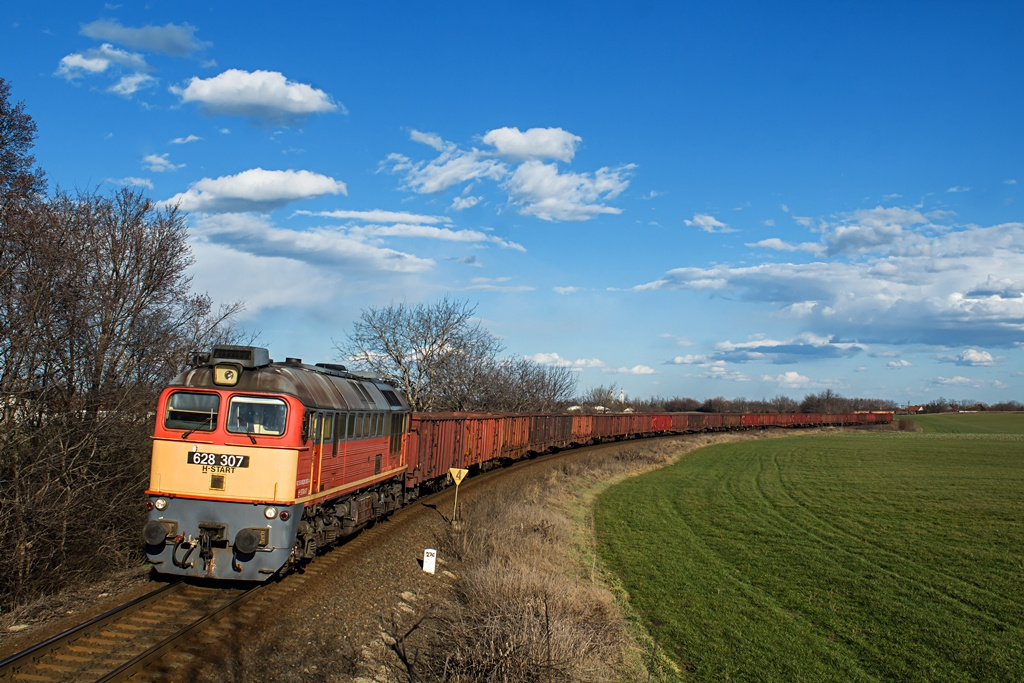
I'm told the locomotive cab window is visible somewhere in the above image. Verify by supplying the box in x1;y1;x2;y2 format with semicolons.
227;396;287;436
165;392;219;431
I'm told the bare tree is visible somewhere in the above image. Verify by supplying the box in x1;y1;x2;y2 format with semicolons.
0;78;46;201
337;298;578;413
0;181;243;606
767;394;800;413
429;326;505;412
799;388;847;414
475;357;577;413
337;297;493;411
575;384;621;412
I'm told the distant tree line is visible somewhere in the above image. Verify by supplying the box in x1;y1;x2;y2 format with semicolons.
569;386;898;415
0;79;241;609
915;398;1023;414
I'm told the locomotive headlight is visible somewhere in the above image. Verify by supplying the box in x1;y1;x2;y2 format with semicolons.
214;364;241;386
154;498;169;511
263;506;278;519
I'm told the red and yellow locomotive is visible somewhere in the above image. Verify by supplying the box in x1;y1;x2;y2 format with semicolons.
143;346;410;580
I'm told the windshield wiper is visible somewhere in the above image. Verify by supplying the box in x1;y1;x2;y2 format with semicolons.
181;415;213;439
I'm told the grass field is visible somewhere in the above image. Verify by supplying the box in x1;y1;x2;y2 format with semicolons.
594;429;1024;680
908;412;1024;434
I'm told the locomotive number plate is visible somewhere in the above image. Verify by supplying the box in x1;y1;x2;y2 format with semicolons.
187;452;250;468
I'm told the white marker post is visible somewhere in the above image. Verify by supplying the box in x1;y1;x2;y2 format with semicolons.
423;548;437;574
449;467;469;524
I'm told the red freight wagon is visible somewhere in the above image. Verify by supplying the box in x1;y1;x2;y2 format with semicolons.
571;414;595;444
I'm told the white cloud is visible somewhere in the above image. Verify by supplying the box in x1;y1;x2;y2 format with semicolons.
685;213;733;233
346;224;525;251
451;195;481;210
110;72;157;96
109;176;154;189
465;277;534;292
934;375;977;386
409;130;445;150
603;365;655;375
553;286;579;294
170;69;340;125
297;208;446;224
712;333;866;363
144;153;184;172
762;371;812;389
958;349;995;366
386;129;634;222
80;19;208;56
526;352;605;370
56;43;150;80
483;127;581;162
700;361;751;382
886;359;912;368
746;237;823;255
825;206;929;256
393;148;506;194
668;354;708;365
637;218;1024;348
505;160;633;221
170;134;203;144
56;52;110;76
189;240;336;315
164;168;347;213
191;213;432;274
946;186;971;193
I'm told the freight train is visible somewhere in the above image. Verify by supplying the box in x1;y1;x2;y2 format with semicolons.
143;345;892;581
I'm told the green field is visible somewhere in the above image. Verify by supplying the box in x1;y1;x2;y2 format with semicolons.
908;412;1024;434
594;430;1024;680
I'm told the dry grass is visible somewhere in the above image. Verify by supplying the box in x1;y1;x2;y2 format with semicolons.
383;433;781;682
895;417;922;431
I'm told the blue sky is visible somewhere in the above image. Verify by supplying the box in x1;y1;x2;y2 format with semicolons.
4;1;1023;405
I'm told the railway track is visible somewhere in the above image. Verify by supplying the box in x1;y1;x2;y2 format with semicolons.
0;579;261;682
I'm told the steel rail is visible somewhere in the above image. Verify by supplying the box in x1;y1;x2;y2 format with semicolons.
0;580;185;680
0;580;261;682
96;584;262;682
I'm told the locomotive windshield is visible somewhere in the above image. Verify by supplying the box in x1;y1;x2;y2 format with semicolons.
226;396;287;436
165;392;219;431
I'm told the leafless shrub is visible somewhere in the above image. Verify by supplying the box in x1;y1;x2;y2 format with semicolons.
896;418;922;432
424;568;625;682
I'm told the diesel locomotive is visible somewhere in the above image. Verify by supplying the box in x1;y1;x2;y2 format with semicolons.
143;345;893;581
